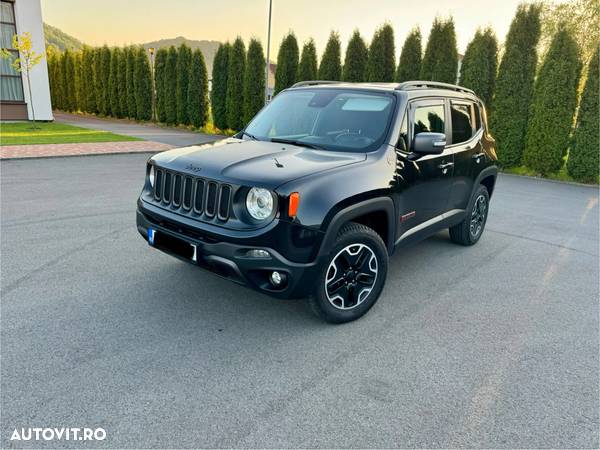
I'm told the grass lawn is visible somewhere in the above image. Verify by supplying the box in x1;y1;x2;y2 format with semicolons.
0;122;142;146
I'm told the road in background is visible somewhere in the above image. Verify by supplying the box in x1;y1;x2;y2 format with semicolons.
1;154;598;448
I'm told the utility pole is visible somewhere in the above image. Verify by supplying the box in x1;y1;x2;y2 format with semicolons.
264;0;272;104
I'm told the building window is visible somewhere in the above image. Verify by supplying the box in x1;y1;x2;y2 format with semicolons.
0;0;24;102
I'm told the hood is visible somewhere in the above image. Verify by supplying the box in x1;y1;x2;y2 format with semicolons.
150;138;366;189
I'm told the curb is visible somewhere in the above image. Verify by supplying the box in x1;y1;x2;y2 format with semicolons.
499;172;599;189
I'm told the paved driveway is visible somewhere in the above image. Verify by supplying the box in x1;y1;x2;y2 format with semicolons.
1;154;598;448
54;112;224;147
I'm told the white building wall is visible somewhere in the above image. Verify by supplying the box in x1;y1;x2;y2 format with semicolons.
13;0;53;120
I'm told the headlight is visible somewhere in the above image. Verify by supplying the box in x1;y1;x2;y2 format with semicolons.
246;187;274;220
149;165;155;187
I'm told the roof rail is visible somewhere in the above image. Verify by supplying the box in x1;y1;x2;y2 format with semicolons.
395;80;474;95
291;80;342;88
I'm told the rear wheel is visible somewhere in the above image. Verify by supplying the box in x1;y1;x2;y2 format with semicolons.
309;222;388;323
449;184;490;246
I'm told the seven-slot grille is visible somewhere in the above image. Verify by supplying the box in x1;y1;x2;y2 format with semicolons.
152;166;233;222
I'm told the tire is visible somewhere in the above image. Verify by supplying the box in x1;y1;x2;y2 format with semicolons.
309;222;388;323
449;184;490;246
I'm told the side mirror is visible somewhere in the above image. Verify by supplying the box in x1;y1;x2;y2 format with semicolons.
412;132;446;155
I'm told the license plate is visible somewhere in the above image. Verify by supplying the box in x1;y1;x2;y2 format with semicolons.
148;228;197;262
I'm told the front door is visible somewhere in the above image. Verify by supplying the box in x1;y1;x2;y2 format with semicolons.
394;98;454;240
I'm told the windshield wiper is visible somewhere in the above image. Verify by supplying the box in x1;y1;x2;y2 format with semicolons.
239;130;259;140
270;137;322;150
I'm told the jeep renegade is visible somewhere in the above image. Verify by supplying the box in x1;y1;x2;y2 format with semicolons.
136;81;498;323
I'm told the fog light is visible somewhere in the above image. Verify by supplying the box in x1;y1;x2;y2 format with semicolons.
246;249;271;258
270;271;287;287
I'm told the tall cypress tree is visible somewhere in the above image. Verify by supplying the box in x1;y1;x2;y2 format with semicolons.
274;33;299;94
108;47;121;117
459;27;498;106
343;30;368;82
319;31;342;80
490;4;542;167
47;51;58;109
420;18;458;83
243;38;266;124
396;28;422;82
367;24;396;82
53;52;65;110
73;51;84;111
117;46;127;118
154;47;168;123
298;39;318;81
125;46;137;118
94;45;111;115
187;49;209;128
81;45;96;113
226;37;246;130
567;47;599;183
134;46;153;121
211;43;230;130
175;44;192;124
523;26;582;175
164;46;178;124
62;50;76;111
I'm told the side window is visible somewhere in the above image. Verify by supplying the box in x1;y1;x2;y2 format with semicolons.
450;102;474;144
473;103;482;131
413;104;445;136
398;112;408;151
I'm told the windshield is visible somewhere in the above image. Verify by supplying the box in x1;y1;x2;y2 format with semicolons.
243;89;395;152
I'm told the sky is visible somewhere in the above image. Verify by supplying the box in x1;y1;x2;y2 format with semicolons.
41;0;564;57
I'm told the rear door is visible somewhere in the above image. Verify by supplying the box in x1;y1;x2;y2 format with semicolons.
394;98;454;237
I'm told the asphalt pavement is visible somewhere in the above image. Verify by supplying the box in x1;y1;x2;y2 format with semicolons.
54;112;224;147
1;154;598;448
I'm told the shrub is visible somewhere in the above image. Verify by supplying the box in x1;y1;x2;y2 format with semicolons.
420;18;458;83
211;42;230;130
226;37;246;130
176;44;192;124
274;33;298;94
318;31;342;80
298;39;318;81
154;48;167;123
523;26;582;175
243;38;265;124
187;49;209;128
459;27;498;106
164;46;178;124
367;24;395;82
567;47;599;183
343;30;368;82
396;28;422;82
133;46;153;121
490;4;542;167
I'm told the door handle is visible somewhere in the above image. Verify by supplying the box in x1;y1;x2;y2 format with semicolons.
472;152;486;161
438;162;454;174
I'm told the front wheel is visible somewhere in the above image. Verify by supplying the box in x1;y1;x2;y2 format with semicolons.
449;184;490;246
309;222;388;323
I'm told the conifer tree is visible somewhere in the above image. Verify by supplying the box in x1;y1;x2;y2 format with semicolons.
396;28;422;82
459;28;498;106
175;44;192;124
523;26;582;174
94;45;111;115
108;47;121;117
274;33;299;94
490;4;542;167
133;46;153;121
226;37;246;130
125;46;137;118
211;42;230;130
297;39;318;81
420;18;458;83
187;49;209;128
319;31;342;80
163;46;178;124
154;47;167;122
567;47;599;183
73;51;84;111
62;50;76;111
367;24;396;82
342;30;368;82
243;38;266;124
81;45;96;113
116;46;127;118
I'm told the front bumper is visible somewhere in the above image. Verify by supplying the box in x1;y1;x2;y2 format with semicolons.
136;204;321;299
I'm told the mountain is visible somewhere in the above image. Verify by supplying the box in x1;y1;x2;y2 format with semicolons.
43;23;83;51
141;37;221;74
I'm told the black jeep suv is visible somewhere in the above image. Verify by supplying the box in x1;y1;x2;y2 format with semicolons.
137;81;498;323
